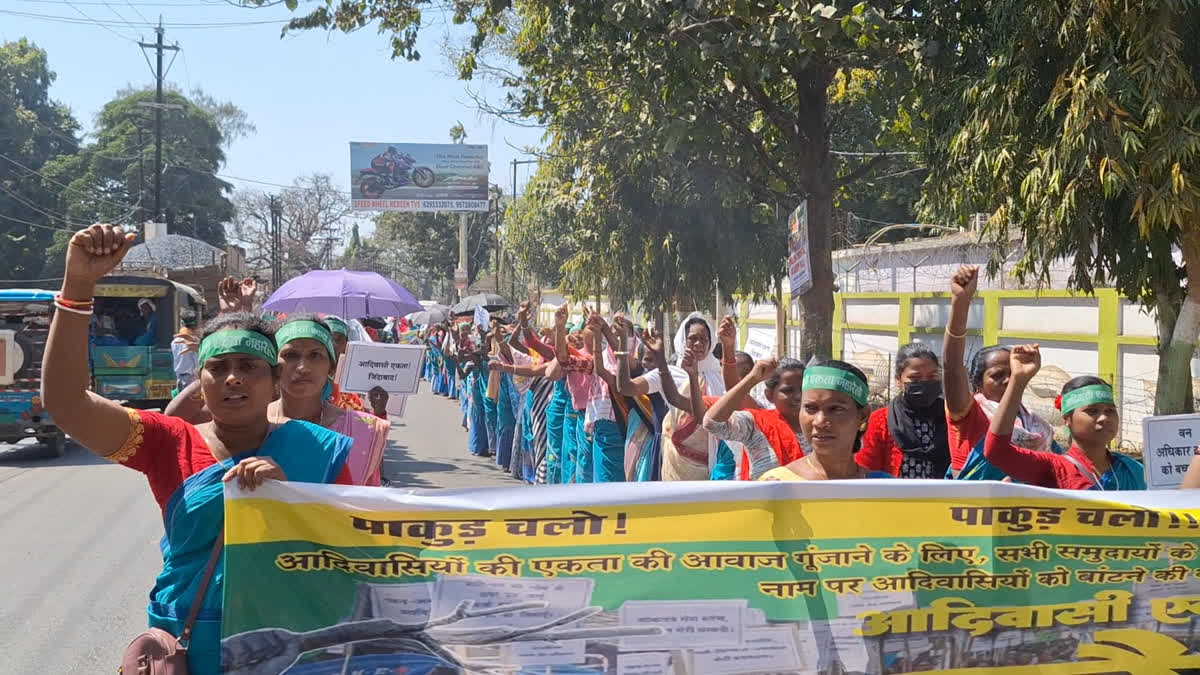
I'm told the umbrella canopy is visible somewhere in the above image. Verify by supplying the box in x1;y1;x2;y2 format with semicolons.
450;293;511;316
406;304;451;325
263;270;422;319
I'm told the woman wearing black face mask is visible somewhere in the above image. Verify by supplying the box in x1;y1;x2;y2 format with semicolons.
856;343;950;478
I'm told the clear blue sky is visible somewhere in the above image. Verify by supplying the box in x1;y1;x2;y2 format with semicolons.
1;0;546;236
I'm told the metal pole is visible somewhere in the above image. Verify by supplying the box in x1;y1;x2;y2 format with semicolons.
138;20;178;223
458;212;469;300
153;22;164;221
776;276;787;359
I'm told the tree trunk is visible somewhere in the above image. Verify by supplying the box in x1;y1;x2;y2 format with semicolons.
1154;230;1200;415
797;178;835;361
793;65;836;362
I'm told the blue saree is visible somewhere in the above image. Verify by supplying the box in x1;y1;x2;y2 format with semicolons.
467;370;489;456
543;380;569;484
494;373;519;469
954;437;1065;483
151;420;351;675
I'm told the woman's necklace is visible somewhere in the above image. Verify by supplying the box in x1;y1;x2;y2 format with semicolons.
806;453;863;480
805;454;821;478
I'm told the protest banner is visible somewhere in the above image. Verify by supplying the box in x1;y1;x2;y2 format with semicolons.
337;342;424;395
221;481;1200;674
1143;413;1200;489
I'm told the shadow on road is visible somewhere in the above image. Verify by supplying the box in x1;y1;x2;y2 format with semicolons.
380;438;519;489
0;441;105;468
380;442;439;488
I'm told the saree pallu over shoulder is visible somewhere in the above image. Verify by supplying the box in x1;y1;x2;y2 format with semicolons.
624;395;660;482
331;409;391;486
151;420;351;675
661;380;714;481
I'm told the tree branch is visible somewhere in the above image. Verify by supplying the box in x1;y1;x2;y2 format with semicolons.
835;154;892;188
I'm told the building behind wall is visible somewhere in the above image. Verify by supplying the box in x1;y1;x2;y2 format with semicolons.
819;232;1180;454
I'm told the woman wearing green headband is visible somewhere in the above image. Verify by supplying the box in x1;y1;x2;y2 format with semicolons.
271;314;392;486
759;359;894;481
983;344;1145;490
42;224;356;674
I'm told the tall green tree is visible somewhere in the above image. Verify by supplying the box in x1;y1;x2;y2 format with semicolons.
0;39;79;279
267;0;919;359
372;208;495;290
829;69;925;245
917;0;1200;414
43;88;237;248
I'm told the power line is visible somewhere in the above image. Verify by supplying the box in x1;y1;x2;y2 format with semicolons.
0;152;139;211
99;0;142;36
830;150;920;157
120;0;150;24
168;162;347;194
60;0;138;42
0;182;85;224
0;212;78;233
0;8;289;28
14;0;245;5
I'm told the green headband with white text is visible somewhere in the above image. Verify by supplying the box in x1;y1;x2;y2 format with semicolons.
1060;384;1115;415
198;329;278;366
275;320;336;363
324;316;349;337
802;365;869;406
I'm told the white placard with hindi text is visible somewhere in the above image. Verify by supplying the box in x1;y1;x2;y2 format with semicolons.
339;342;425;395
1141;413;1200;489
690;625;804;675
742;328;777;361
619;599;745;650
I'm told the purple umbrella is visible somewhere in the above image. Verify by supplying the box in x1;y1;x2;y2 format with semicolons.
263;270;422;319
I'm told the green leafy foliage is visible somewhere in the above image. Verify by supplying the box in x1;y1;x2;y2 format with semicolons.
370;208;495;289
0;39;79;280
42;88;236;249
268;0;920;356
916;0;1200;413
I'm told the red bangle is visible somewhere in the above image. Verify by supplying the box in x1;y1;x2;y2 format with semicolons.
55;294;94;309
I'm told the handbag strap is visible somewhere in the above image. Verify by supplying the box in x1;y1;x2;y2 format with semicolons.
180;531;225;647
1062;453;1104;490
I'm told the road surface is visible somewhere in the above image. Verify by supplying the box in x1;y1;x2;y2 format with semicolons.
0;390;515;674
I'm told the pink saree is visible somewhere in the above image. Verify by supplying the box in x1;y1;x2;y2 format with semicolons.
329;409;391;486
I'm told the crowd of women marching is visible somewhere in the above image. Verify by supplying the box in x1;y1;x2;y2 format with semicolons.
41;224;399;672
423;265;1160;491
30;223;1198;674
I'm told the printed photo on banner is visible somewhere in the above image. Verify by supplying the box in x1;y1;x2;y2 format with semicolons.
220;479;1200;675
349;141;489;212
337;341;425;395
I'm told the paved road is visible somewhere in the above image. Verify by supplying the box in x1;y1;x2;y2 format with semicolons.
0;390;514;674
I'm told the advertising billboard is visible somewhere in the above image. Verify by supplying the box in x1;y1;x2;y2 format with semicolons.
350;142;489;212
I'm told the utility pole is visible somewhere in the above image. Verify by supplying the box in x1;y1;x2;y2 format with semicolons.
268;195;283;289
509;158;538;298
138;19;179;223
457;213;469;300
136;126;146;224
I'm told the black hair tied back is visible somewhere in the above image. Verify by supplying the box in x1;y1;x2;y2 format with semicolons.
764;357;805;392
969;345;1011;392
894;343;939;379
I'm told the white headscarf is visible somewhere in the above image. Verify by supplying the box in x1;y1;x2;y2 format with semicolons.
673;312;725;396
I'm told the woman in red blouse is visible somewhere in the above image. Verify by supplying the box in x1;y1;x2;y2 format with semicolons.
42;224;354;674
856;343;950;478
